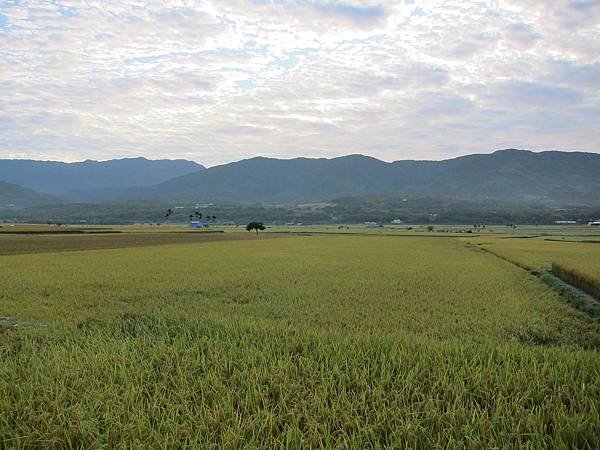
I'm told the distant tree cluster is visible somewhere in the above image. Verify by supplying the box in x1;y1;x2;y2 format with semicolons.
3;195;599;226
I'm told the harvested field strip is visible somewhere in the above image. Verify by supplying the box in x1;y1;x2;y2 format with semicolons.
0;230;121;235
0;232;283;256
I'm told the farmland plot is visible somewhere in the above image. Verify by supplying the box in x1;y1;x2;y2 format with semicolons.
0;234;599;448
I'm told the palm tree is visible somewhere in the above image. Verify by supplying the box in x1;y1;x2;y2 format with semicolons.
165;208;172;228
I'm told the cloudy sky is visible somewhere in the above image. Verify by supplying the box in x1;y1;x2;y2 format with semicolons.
0;0;599;166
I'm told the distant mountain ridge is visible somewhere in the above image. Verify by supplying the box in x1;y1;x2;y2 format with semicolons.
0;150;598;206
0;157;204;194
99;149;600;206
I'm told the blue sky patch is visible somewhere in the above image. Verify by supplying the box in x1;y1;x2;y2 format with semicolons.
235;80;257;90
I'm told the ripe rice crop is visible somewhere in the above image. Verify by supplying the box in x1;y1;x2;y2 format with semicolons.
471;236;600;271
1;234;599;447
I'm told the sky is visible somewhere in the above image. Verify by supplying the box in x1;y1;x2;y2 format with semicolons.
0;0;599;166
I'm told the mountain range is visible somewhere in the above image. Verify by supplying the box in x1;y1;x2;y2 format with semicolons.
0;157;204;195
1;149;599;208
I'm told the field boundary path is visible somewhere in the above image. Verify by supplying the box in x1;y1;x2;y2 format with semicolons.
477;245;600;319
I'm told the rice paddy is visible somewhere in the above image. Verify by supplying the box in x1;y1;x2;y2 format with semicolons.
1;229;599;448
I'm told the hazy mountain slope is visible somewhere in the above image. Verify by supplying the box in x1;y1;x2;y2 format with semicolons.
0;157;204;195
0;181;61;208
149;155;402;202
421;150;600;203
3;150;598;205
117;149;600;205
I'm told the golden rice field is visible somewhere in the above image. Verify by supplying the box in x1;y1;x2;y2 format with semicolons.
470;235;600;271
472;235;600;297
1;231;599;448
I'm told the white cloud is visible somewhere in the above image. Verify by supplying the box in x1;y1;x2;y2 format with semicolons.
0;0;598;166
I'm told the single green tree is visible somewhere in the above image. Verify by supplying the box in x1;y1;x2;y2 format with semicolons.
246;221;266;235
